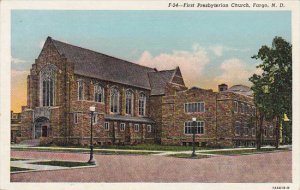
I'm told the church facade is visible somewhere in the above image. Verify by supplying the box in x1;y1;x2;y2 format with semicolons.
19;37;276;147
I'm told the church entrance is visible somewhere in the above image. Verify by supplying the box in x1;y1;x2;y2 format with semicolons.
34;117;50;139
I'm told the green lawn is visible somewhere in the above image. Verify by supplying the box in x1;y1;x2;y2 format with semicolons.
96;150;159;155
30;161;94;167
168;153;211;159
12;147;160;155
10;166;32;172
51;144;212;151
204;148;289;155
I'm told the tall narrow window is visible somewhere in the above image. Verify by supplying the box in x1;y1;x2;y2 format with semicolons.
94;84;104;102
244;123;249;136
125;90;133;115
241;103;245;114
104;122;110;131
110;87;119;113
264;128;267;137
235;121;241;136
269;125;274;137
252;128;256;136
74;112;79;124
40;64;56;107
78;80;84;100
92;114;98;125
234;101;238;113
120;123;125;131
138;92;146;116
147;125;152;132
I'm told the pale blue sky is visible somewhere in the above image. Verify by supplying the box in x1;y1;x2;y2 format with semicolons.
12;10;291;71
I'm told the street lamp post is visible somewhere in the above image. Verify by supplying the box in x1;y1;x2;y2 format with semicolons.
88;106;96;164
191;117;197;157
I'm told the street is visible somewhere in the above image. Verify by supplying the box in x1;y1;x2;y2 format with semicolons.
11;150;291;183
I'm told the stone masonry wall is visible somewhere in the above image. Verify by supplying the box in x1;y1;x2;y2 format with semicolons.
161;84;217;146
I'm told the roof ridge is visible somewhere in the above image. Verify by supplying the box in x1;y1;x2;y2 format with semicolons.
52;38;155;71
148;68;176;73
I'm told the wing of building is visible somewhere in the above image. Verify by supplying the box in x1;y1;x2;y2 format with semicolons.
19;37;276;147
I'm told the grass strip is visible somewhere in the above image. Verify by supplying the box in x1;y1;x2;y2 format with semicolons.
30;161;94;167
12;147;159;155
204;148;289;155
39;144;213;151
10;166;32;172
168;153;211;159
95;150;158;155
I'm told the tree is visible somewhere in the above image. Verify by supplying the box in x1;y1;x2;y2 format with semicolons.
249;36;292;149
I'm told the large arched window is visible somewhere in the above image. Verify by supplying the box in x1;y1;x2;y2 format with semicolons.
94;83;104;102
110;87;119;113
138;92;146;116
40;64;57;107
125;89;134;115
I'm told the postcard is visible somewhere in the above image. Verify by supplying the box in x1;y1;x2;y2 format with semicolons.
0;0;299;190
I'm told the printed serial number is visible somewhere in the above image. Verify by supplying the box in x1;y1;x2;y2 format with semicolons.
272;186;290;189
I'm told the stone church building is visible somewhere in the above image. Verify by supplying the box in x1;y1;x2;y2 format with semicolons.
20;37;275;147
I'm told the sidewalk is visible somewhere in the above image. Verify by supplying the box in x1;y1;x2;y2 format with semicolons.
11;159;97;174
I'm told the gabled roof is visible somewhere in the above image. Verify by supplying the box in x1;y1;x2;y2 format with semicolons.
148;69;176;95
49;37;155;89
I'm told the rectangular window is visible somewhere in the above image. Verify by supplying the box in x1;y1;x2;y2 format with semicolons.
134;124;139;132
78;80;84;100
234;101;238;113
184;121;204;134
147;125;152;132
74;112;78;124
184;102;205;113
235;121;241;136
120;123;125;131
252;128;256;136
92;114;98;125
104;122;109;131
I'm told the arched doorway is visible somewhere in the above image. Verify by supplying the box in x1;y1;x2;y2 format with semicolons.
34;117;50;139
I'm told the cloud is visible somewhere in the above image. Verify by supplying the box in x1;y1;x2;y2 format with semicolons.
136;44;210;87
209;45;224;57
11;69;29;77
214;58;261;86
209;45;250;57
11;57;29;64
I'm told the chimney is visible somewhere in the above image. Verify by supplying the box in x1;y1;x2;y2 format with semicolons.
218;83;228;92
